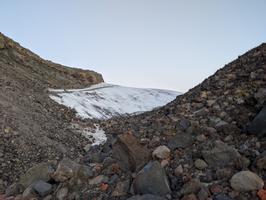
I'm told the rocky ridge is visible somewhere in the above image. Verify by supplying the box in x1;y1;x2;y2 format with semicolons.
0;34;266;200
0;32;103;190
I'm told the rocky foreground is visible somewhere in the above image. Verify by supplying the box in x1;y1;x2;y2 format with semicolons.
0;34;266;200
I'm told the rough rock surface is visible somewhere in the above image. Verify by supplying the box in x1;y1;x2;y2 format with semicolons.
32;180;52;197
112;133;150;172
248;106;266;137
133;161;171;196
230;170;264;191
152;145;171;159
18;163;53;188
202;141;241;167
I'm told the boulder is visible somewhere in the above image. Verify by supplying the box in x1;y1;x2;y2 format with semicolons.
256;156;266;170
52;158;92;183
5;183;24;197
133;161;171;196
152;145;171;159
258;189;266;200
178;118;191;131
167;132;194;149
19;163;54;188
180;179;202;195
112;180;130;197
52;159;79;182
56;187;68;200
194;159;208;170
174;165;184;176
197;187;210;200
196;134;207;142
202;141;241;167
33;180;52;197
254;88;266;105
112;133;150;172
248;107;266;137
230;171;264;192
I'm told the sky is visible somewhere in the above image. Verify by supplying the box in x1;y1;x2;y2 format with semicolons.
1;1;266;92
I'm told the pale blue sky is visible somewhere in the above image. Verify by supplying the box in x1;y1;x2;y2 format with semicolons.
1;1;266;92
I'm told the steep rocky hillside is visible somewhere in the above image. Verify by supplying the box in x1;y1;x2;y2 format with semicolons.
99;43;266;199
0;33;103;188
0;33;103;89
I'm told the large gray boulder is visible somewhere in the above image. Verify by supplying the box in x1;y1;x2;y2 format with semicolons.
19;163;54;188
230;171;264;192
248;106;266;137
167;131;194;149
52;158;93;183
202;141;241;167
133;161;171;196
33;180;52;197
254;88;266;106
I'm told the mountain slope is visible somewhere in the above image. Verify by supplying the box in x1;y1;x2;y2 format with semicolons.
0;32;103;187
97;43;266;199
0;33;103;89
1;32;266;200
49;83;180;119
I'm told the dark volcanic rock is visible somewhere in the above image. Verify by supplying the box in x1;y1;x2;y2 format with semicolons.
33;180;52;197
167;131;194;149
202;141;241;167
248;106;266;137
112;133;150;172
254;88;266;105
133;161;171;196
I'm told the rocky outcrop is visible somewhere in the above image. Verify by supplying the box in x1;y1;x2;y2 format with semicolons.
0;32;103;89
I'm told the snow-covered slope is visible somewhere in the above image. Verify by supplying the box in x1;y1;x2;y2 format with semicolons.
49;83;180;119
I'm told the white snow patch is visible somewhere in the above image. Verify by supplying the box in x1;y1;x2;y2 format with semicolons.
49;83;181;119
80;124;107;146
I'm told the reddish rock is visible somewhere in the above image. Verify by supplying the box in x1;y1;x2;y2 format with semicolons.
210;184;223;194
0;195;6;200
100;183;109;191
258;189;266;200
112;133;150;171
